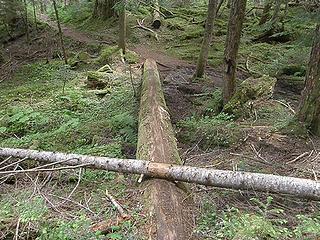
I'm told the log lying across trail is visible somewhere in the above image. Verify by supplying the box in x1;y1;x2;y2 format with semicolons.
136;59;189;239
1;147;320;201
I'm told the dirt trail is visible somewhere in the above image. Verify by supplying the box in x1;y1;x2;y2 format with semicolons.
38;14;96;43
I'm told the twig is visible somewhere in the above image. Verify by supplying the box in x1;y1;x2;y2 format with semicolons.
250;144;270;164
287;152;310;164
0;156;12;166
57;168;82;207
274;100;295;114
0;163;91;175
0;157;28;170
14;218;20;240
48;193;95;214
230;152;271;165
105;189;130;220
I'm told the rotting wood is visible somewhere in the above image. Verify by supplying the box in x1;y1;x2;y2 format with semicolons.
132;19;159;41
151;0;161;29
1;148;320;201
136;59;189;239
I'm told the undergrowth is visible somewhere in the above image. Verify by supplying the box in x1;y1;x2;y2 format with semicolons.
196;197;320;239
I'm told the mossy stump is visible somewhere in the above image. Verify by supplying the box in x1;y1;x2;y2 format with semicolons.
223;76;276;118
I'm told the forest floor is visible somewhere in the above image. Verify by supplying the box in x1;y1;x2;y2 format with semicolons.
1;7;320;240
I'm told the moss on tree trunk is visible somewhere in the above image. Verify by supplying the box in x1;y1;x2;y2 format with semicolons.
297;24;320;135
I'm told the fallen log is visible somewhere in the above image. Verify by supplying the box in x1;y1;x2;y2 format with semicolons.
0;147;320;201
151;0;161;29
136;59;188;239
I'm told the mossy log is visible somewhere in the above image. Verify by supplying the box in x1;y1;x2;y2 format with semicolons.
136;59;188;239
86;71;123;90
223;76;276;118
151;0;161;29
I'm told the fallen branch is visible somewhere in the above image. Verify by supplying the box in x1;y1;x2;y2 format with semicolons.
132;19;159;41
105;189;130;220
0;147;320;200
0;163;91;175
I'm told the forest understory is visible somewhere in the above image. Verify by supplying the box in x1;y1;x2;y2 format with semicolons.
0;1;320;239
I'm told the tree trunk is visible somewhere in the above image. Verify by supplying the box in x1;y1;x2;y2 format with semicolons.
1;147;320;200
270;0;282;26
23;0;30;45
137;59;189;239
32;0;38;31
258;0;273;25
53;0;68;65
297;24;320;135
222;0;247;105
92;0;116;19
193;0;217;78
118;0;126;54
151;0;161;29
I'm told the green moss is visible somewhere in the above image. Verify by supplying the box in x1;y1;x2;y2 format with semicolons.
223;76;277;119
179;29;203;40
97;45;120;65
125;50;139;64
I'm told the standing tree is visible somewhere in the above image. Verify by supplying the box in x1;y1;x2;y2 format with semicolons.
52;0;68;65
23;0;30;45
93;0;117;19
259;0;273;25
32;0;38;31
222;0;247;105
118;0;126;54
193;0;217;79
297;24;320;135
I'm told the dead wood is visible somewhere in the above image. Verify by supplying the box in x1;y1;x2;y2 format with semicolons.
132;19;159;41
0;147;320;201
136;59;189;239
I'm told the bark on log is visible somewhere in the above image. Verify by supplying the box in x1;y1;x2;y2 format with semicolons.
136;59;188;239
1;147;320;200
151;0;161;29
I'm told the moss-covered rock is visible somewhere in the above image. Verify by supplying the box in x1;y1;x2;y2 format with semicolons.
223;76;277;118
87;71;110;89
86;71;124;89
97;45;120;65
125;50;139;64
70;51;90;68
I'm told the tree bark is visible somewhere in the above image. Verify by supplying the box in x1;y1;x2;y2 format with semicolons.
92;0;116;19
258;0;273;25
118;0;126;54
23;0;30;45
32;0;38;31
151;0;161;29
297;24;320;135
0;147;320;200
137;59;189;239
222;0;247;105
52;0;68;65
193;0;217;78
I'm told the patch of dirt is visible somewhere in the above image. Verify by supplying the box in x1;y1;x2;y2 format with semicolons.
38;14;96;43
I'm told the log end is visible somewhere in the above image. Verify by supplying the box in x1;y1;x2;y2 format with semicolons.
152;20;161;29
